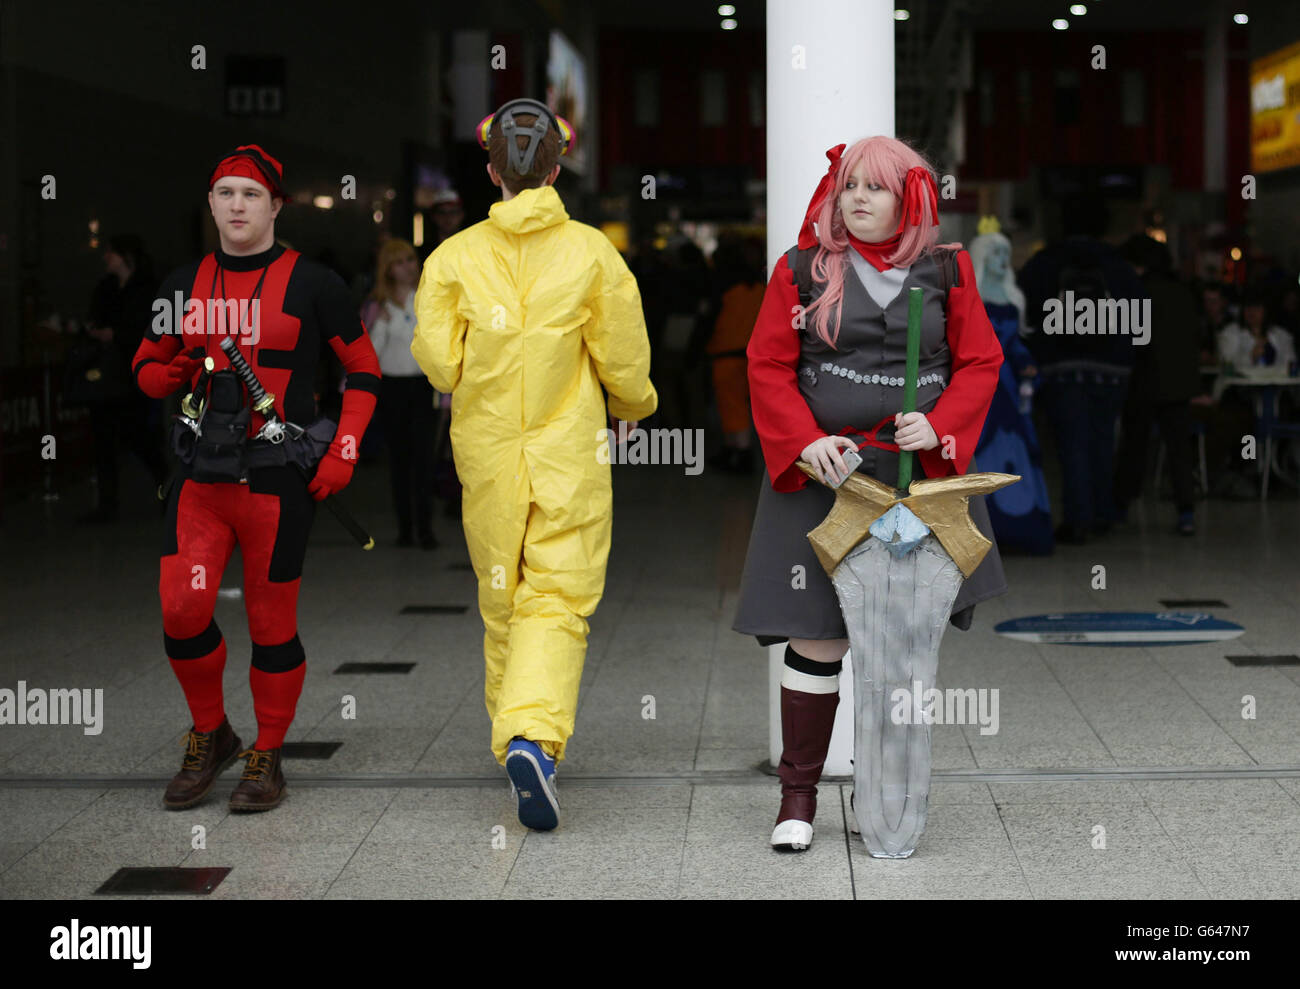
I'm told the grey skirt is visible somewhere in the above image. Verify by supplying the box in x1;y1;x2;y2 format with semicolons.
732;455;1008;644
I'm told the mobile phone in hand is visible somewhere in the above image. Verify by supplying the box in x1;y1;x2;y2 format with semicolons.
828;448;862;488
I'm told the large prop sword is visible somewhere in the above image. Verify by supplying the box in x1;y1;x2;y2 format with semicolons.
801;287;1018;858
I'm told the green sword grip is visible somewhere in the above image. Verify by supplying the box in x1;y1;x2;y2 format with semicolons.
897;286;923;491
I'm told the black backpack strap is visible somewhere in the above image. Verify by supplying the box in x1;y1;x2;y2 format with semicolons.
786;245;813;312
933;246;960;298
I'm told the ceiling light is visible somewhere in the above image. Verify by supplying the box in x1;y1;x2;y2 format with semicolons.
1233;14;1248;25
1052;19;1069;30
895;9;911;20
721;18;737;29
1070;3;1087;14
718;4;735;14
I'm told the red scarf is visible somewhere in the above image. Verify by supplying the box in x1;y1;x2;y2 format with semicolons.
847;229;902;272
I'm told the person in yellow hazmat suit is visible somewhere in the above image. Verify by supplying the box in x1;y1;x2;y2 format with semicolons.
411;99;657;831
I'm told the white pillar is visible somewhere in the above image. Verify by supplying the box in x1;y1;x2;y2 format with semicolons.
766;0;896;776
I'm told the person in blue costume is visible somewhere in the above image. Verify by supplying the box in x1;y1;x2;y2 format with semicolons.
968;222;1054;554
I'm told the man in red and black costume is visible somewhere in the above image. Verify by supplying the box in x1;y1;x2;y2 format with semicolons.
132;145;379;812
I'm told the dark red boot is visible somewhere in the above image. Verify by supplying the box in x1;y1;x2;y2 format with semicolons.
771;685;840;851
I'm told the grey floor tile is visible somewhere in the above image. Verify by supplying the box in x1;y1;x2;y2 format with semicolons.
1194;873;1300;899
693;747;765;771
687;802;802;841
676;876;854;900
326;840;519;899
989;781;1144;804
501;875;677;899
50;788;232;843
920;782;997;805
931;746;981;770
1131;778;1298;804
680;830;849;890
0;880;72;899
0;787;110;844
183;841;361;899
554;783;693;809
517;806;688;846
971;743;1117;768
1148;799;1300;836
207;787;399;845
996;803;1167;840
1104;742;1256;766
561;746;699;773
1164;831;1300;869
1010;833;1197;877
921;803;1010;842
3;837;190;890
0;841;38;873
853;870;1035;900
687;783;788;813
1276;778;1300;802
1024;870;1211;899
505;839;684;893
849;835;1023;876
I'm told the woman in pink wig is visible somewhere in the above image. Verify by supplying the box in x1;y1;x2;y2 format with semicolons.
733;136;1007;851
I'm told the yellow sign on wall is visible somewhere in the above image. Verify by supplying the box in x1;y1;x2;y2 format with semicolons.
1251;40;1300;173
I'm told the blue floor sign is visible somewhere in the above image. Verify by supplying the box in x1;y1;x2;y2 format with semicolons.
995;612;1245;646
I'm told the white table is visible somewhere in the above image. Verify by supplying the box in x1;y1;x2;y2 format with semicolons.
1212;372;1300;498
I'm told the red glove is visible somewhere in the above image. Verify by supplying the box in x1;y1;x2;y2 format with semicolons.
137;351;202;398
307;446;355;501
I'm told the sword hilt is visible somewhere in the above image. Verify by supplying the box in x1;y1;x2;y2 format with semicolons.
180;356;216;419
218;337;276;416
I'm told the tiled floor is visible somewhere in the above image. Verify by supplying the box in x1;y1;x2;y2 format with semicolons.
1;452;1298;899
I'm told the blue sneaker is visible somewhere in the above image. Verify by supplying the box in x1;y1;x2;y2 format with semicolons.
505;737;559;831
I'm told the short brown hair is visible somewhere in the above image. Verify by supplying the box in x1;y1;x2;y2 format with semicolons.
487;113;560;195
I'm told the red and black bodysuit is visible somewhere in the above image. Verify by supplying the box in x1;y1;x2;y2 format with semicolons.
132;243;380;751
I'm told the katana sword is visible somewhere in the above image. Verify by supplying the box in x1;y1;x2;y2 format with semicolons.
217;337;374;551
218;337;303;444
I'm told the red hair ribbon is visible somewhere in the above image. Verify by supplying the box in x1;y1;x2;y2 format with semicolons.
797;143;847;250
902;166;939;228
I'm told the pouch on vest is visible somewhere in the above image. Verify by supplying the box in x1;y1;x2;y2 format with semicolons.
189;370;251;483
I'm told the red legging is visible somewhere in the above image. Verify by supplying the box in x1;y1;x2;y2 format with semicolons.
160;467;314;750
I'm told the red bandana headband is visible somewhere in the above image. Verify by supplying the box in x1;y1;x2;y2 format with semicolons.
209;144;290;202
796;145;939;252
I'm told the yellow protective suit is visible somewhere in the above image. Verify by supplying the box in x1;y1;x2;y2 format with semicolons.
411;184;657;765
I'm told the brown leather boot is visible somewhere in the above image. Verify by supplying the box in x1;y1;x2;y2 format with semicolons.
163;718;243;810
772;686;840;850
228;747;286;812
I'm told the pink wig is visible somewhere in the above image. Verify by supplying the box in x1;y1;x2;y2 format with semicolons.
804;136;949;349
